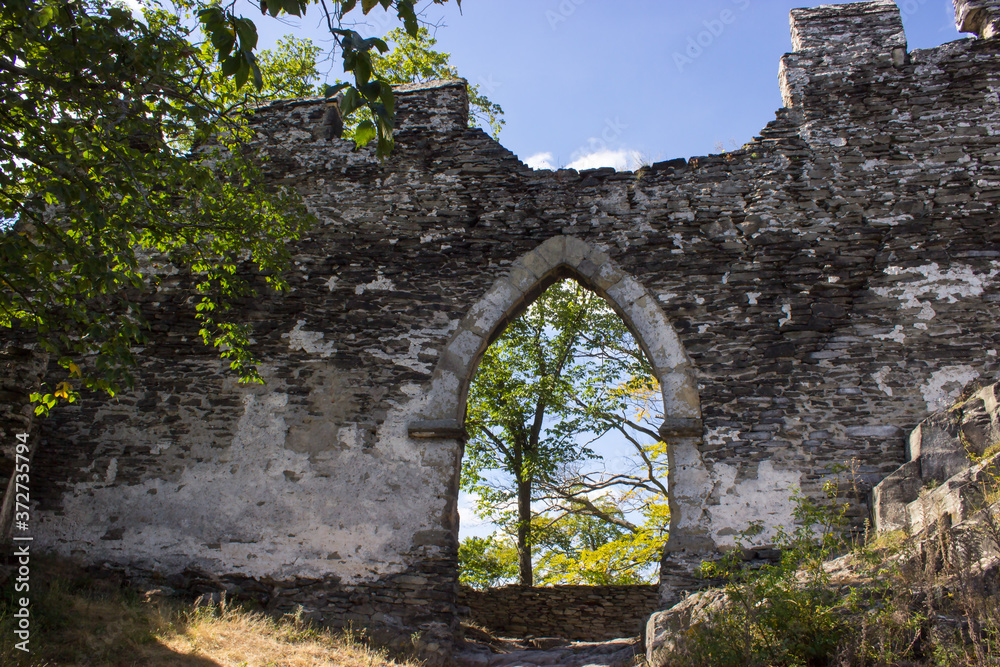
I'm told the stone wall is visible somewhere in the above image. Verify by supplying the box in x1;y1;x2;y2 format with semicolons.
458;585;660;641
7;0;1000;658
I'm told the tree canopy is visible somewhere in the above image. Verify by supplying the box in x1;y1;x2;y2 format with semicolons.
461;279;670;586
1;0;474;412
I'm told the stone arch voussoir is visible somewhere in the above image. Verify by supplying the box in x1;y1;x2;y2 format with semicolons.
407;235;702;441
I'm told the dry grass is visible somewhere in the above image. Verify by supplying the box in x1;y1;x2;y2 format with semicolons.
153;604;414;667
0;556;419;667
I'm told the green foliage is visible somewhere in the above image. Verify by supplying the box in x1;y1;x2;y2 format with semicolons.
534;498;670;586
680;485;853;667
533;499;668;585
3;0;468;414
457;535;518;589
659;469;1000;666
462;278;668;585
240;0;462;157
1;0;314;412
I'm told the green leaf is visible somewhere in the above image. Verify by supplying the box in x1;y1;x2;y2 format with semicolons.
361;0;379;14
353;119;377;147
211;27;237;58
397;0;418;35
260;0;283;18
36;5;56;27
281;0;304;16
339;87;364;117
221;54;241;77
379;83;395;118
250;60;263;90
366;36;389;54
234;18;258;52
354;54;372;87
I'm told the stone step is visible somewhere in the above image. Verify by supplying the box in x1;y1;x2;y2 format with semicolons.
906;452;1000;536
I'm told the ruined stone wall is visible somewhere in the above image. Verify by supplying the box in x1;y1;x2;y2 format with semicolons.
15;0;1000;655
458;585;660;641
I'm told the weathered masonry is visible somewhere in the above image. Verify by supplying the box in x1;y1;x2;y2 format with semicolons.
4;0;1000;660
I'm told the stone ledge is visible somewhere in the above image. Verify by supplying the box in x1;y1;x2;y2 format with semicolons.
659;418;703;439
408;419;467;440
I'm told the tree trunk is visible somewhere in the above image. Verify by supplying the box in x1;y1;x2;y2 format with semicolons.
516;477;533;585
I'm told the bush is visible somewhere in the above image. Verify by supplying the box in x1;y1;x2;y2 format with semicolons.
660;471;1000;666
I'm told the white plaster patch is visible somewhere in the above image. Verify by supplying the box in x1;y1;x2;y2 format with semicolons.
873;263;1000;322
872;366;893;397
704;426;741;447
150;441;171;455
779;304;792;327
282;320;336;358
354;271;395;295
37;389;449;585
325;276;339;291
872;214;914;227
105;458;118;484
366;313;459;375
875;325;906;344
921;365;980;412
746;292;762;306
708;461;801;547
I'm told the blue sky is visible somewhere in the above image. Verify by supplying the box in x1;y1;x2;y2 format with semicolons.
251;0;964;171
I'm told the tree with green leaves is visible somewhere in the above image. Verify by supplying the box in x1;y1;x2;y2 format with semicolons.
1;0;465;411
457;535;518;589
532;491;670;585
462;278;669;585
1;0;316;410
197;0;463;158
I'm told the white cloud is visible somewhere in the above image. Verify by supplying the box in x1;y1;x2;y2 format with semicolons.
567;148;643;171
524;151;556;170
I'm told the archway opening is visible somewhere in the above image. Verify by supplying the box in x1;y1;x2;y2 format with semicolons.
457;276;670;590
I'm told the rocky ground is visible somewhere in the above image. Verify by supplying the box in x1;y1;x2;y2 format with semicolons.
454;627;643;667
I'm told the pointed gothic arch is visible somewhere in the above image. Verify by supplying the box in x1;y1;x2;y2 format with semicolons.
408;236;706;580
409;236;701;439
